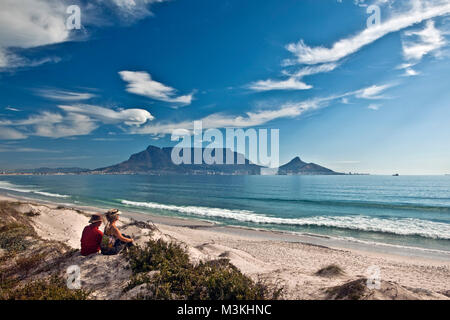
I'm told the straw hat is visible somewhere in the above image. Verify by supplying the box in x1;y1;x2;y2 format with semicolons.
105;209;121;220
105;208;121;216
89;214;103;223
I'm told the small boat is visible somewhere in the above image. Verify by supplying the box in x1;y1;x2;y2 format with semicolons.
392;173;399;176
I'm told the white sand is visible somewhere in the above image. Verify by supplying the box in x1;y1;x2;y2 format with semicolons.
1;194;449;299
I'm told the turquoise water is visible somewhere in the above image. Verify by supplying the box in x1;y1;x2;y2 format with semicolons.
1;175;449;251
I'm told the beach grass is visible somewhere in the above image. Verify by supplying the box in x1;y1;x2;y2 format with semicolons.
125;239;283;300
315;264;345;277
1;275;90;300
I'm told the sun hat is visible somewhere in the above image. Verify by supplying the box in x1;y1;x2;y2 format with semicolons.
105;208;121;216
89;214;103;223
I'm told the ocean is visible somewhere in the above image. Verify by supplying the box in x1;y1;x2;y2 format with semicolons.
1;174;449;252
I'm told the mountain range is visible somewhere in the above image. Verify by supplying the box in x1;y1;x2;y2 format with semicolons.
2;145;342;175
92;145;342;175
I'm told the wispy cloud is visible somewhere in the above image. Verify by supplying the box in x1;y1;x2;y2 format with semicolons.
0;145;60;153
356;83;393;99
284;1;450;65
0;0;167;70
132;83;392;136
402;20;446;60
248;78;312;92
248;63;338;92
403;68;421;76
5;106;21;112
368;104;380;110
119;71;195;106
36;89;97;101
0;104;154;139
132;100;322;135
58;104;154;126
104;0;166;21
0;127;27;140
0;0;69;69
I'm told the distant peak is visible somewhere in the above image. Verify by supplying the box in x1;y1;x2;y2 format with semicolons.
146;145;161;151
291;156;303;163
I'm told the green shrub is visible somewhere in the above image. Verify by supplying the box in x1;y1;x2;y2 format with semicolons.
0;223;35;252
1;275;90;300
14;253;47;276
127;239;191;273
125;240;283;300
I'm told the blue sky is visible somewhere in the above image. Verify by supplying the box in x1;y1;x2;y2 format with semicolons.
0;0;449;174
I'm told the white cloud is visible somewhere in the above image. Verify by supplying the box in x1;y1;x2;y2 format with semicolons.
99;0;165;20
5;107;21;112
248;78;312;91
0;146;60;153
119;71;194;106
0;127;27;140
58;104;154;126
368;104;380;110
1;111;97;138
0;0;167;69
285;1;450;65
34;113;98;138
287;63;339;78
396;62;417;69
356;84;393;99
0;0;69;68
36;89;97;101
248;63;338;92
402;20;446;60
132;100;319;135
0;105;154;139
404;68;421;76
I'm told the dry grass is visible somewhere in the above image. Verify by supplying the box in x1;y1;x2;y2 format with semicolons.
315;264;345;277
326;278;368;300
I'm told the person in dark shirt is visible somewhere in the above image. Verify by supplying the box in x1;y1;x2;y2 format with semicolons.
80;215;104;256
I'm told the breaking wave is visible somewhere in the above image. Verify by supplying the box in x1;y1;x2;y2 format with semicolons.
121;200;450;240
0;181;70;198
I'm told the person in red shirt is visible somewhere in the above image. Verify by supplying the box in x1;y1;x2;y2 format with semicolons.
80;215;104;256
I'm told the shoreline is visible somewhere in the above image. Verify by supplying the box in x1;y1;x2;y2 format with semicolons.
1;191;449;262
1;192;449;299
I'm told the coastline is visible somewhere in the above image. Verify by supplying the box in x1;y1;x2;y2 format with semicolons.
1;191;450;262
0;192;449;299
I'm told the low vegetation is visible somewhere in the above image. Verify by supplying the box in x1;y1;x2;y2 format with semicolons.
1;275;90;300
0;200;281;300
326;278;368;300
0;201;90;300
315;264;345;277
125;239;283;300
0;201;38;254
0;223;35;253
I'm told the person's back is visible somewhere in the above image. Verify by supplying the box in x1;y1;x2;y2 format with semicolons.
101;209;133;255
81;215;103;256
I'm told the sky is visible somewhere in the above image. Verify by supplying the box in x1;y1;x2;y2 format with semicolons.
0;0;449;174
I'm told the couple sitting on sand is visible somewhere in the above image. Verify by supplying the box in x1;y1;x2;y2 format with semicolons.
80;209;134;256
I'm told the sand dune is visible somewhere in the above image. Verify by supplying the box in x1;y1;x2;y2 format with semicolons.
1;194;449;300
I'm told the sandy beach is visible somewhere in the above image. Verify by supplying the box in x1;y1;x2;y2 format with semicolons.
0;193;449;300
